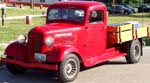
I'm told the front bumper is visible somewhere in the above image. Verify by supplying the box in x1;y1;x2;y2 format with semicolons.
1;58;58;70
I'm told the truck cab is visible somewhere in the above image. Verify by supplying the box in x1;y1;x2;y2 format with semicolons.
1;1;145;82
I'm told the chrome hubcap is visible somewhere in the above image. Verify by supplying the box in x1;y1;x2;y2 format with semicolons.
133;44;140;59
66;63;72;73
64;59;77;78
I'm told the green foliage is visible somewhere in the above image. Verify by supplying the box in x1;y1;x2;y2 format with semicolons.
143;38;150;46
144;0;150;3
122;0;144;7
98;0;147;7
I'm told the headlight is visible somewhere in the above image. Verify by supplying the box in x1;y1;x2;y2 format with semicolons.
17;34;26;44
45;36;54;47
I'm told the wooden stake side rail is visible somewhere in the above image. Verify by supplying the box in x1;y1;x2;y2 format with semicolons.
107;23;150;45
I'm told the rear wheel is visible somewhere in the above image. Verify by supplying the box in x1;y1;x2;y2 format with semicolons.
59;54;80;82
125;40;142;64
124;12;129;15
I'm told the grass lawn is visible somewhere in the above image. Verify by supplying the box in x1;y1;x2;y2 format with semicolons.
0;6;47;16
0;17;45;43
108;13;150;24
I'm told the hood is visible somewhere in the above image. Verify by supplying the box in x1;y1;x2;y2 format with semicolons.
28;23;84;50
28;23;84;53
31;23;83;34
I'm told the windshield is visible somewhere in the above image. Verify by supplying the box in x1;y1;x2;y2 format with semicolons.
48;8;85;23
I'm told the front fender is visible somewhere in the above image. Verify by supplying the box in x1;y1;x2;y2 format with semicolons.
5;42;27;61
46;45;79;62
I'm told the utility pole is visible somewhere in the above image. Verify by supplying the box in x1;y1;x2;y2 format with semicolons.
1;0;6;26
112;0;115;6
1;0;4;4
30;0;34;9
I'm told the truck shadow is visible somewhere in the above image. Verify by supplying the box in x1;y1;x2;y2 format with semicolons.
80;60;128;71
0;68;65;83
104;61;128;65
0;61;128;83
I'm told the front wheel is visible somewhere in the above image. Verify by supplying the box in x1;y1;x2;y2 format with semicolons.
125;40;142;64
6;63;27;75
59;54;80;82
0;62;4;67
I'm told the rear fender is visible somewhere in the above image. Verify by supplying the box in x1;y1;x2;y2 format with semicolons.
4;42;27;61
139;38;143;56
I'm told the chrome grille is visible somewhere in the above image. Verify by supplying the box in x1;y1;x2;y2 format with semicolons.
28;31;43;53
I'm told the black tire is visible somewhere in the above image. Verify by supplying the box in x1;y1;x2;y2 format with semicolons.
59;54;80;82
6;63;27;75
125;40;142;64
124;12;129;15
0;62;4;67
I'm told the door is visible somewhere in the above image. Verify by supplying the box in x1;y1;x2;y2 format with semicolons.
86;10;107;57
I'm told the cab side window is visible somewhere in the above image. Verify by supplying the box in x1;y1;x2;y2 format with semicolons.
89;10;104;23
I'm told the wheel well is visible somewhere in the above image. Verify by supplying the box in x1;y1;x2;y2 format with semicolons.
70;52;83;63
138;38;143;56
138;38;143;46
70;52;86;69
119;38;143;54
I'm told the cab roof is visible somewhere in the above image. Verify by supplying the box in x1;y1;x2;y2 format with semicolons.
49;1;106;10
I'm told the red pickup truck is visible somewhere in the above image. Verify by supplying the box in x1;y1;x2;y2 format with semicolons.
1;1;149;82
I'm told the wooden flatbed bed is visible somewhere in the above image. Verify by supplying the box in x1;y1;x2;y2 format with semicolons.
107;23;150;45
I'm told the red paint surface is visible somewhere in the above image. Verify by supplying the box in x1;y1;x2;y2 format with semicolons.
1;58;58;70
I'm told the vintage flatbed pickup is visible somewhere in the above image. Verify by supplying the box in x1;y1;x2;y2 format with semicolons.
0;1;149;82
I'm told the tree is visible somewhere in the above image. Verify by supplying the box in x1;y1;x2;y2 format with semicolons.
96;0;146;7
144;0;150;3
121;0;144;6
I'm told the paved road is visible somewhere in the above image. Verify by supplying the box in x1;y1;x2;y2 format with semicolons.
0;47;150;83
